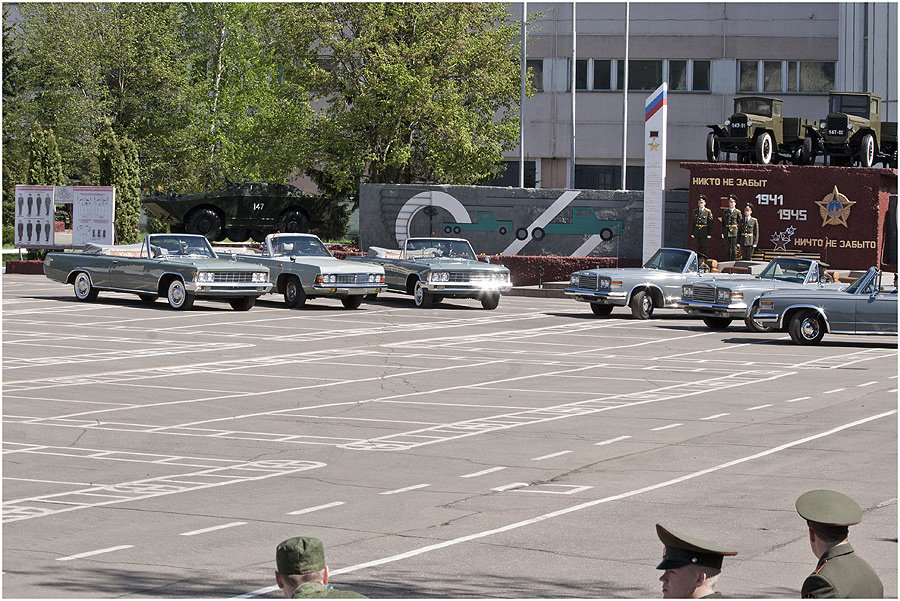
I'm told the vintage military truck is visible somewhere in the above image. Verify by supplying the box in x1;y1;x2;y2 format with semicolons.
142;181;321;242
803;92;898;168
706;96;814;165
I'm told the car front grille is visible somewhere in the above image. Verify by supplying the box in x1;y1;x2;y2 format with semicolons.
577;275;599;290
826;115;849;137
728;115;749;137
692;285;717;303
335;273;374;284
211;272;254;283
449;272;493;283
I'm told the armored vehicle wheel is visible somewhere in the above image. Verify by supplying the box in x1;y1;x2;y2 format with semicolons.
706;132;721;163
230;297;256;311
481;292;500;310
591;303;614;316
73;272;99;301
629;290;654;319
745;303;774;333
788;310;824;345
702;316;732;330
226;228;250;242
283;276;307;308
138;293;158;303
278;210;309;233
413;280;433;308
186;208;222;239
754;132;773;164
859;133;875;168
250;229;268;243
166;279;195;310
341;295;363;309
800;137;816;165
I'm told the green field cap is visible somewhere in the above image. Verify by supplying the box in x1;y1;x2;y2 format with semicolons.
796;490;862;526
656;524;737;570
276;536;326;575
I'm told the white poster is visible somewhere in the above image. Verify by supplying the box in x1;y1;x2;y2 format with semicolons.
73;186;116;247
14;185;56;247
642;83;667;264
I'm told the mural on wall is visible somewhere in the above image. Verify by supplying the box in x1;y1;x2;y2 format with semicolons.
360;184;672;259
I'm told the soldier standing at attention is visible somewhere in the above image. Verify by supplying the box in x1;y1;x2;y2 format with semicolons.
691;195;714;264
275;537;367;599
795;490;883;598
655;523;737;598
720;195;741;261
738;203;759;260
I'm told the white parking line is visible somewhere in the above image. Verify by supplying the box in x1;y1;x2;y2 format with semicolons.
530;451;572;461
746;404;772;411
650;423;682;431
180;522;246;536
56;545;133;561
461;467;507;478
491;483;528;492
823;388;846;394
785;396;810;403
858;381;878;387
700;413;730;420
379;484;430;495
287;502;346;516
594;435;631;446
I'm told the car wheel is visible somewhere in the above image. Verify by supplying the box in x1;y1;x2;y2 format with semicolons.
341;295;363;309
702;316;733;330
278;210;309;233
186;208;222;240
250;229;268;243
800;137;816;165
73;272;99;301
754;132;774;165
138;293;158;303
363;293;378;301
481;292;500;310
532;227;545;241
859;133;875;168
706;132;721;163
515;227;529;240
413;279;433;308
283;276;307;308
166;279;195;310
629;290;654;319
744;303;775;333
498;227;508;235
226;228;250;242
600;228;614;241
453;226;461;234
591;303;614;316
431;295;444;304
230;297;256;311
789;310;825;345
443;226;453;234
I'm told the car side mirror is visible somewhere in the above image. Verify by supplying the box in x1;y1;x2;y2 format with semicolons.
484;256;491;263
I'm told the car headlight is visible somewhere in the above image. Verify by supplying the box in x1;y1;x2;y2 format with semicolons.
430;272;448;282
717;289;730;302
570;275;580;287
368;274;376;283
819;120;826;130
724;119;731;126
682;285;692;299
252;272;267;283
196;272;213;283
847;124;854;132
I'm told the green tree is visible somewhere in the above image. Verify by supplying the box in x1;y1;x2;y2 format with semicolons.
279;3;526;202
97;121;141;244
3;9;26;245
27;129;65;186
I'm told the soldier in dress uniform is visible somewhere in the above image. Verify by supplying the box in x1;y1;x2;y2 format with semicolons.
720;195;741;261
655;523;737;598
691;195;714;264
275;536;367;599
795;490;883;599
738;203;759;261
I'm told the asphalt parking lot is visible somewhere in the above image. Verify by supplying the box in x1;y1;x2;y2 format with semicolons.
3;274;897;598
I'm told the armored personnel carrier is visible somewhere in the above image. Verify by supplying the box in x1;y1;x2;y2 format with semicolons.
142;181;321;242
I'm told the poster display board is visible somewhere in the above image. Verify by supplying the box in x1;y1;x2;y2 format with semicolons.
642;84;667;264
72;186;115;247
14;185;56;248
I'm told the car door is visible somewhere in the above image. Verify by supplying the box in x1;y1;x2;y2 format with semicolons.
857;291;898;333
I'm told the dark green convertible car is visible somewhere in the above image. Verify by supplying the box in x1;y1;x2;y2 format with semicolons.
44;234;272;310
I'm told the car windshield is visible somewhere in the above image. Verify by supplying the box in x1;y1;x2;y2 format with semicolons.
269;235;331;257
830;95;869;118
735;98;772;117
759;258;812;283
405;238;476;260
643;249;690;273
147;235;215;259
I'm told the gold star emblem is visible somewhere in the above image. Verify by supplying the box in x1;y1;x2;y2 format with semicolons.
814;185;856;227
648;138;659;151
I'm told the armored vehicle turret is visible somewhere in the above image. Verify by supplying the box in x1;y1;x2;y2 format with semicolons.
142;181;321;242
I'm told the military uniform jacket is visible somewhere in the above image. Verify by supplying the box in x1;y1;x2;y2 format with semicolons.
721;208;740;238
692;208;714;237
801;543;883;599
291;583;367;599
738;217;759;247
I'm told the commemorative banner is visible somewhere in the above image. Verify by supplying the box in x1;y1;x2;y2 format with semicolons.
73;186;116;247
681;163;897;270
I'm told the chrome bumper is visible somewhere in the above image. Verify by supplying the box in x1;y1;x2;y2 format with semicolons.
422;282;511;294
677;300;749;318
187;282;273;296
312;284;385;296
563;287;627;306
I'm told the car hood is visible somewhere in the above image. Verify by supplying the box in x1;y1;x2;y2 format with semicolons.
275;256;383;273
165;257;263;271
575;267;689;278
412;258;509;273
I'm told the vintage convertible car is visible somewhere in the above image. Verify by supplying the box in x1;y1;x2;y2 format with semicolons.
679;256;840;331
348;237;511;309
565;248;714;318
755;267;897;344
44;233;271;310
229;233;385;309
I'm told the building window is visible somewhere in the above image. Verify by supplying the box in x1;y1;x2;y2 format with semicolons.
481;161;536;188
798;61;834;93
692;61;710;91
669;60;687;91
617;60;662;91
527;59;543;92
740;60;834;93
787;61;798;92
575;58;588;90
593;59;612;90
575;165;645;190
739;60;758;92
764;61;782;92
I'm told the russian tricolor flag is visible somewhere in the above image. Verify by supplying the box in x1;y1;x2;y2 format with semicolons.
645;87;667;122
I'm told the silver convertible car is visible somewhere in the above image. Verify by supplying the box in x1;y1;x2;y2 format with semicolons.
565;248;709;318
755;267;897;344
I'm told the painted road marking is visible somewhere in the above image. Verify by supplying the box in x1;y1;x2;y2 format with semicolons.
594;435;631;446
824;388;846;394
461;467;507;478
701;413;730;420
858;381;878;387
56;545;134;562
491;483;528;492
180;522;246;536
287;502;346;516
650;423;682;431
517;484;593;495
530;451;572;461
746;404;772;411
380;484;430;495
785;396;811;403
